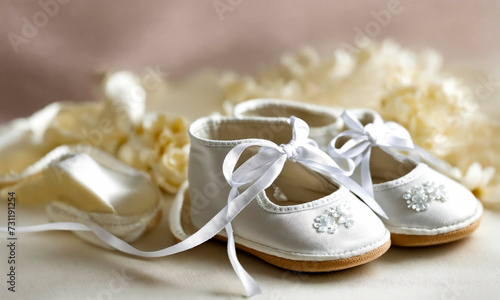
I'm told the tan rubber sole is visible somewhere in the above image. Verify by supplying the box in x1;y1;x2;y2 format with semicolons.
391;218;481;247
174;234;391;273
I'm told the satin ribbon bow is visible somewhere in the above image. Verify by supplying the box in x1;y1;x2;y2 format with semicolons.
327;110;454;198
1;116;387;298
327;111;414;198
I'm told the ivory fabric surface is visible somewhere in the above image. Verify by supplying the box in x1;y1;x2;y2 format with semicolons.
0;1;499;299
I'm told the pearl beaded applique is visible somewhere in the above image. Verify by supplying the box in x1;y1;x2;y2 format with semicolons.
313;203;355;234
403;182;448;212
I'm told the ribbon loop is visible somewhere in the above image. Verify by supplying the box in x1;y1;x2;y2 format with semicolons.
327;111;415;198
328;110;453;200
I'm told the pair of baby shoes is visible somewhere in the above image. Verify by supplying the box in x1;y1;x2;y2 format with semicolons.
169;98;482;295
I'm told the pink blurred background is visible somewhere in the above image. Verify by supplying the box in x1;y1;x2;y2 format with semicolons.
0;0;499;122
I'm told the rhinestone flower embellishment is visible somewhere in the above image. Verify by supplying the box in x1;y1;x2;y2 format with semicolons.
423;182;447;202
403;182;448;212
313;203;354;234
313;215;338;234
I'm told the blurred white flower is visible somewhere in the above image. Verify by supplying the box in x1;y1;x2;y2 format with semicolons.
460;162;495;198
117;114;189;193
380;78;475;156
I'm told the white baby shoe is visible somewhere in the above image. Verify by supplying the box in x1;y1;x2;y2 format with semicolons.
328;110;482;247
170;115;390;293
234;99;483;247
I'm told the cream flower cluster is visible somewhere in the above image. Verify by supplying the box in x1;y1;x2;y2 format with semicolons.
219;40;499;206
380;78;475;157
221;40;443;110
117;114;189;194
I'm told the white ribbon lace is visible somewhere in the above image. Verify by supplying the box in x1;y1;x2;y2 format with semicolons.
0;116;387;297
328;110;456;197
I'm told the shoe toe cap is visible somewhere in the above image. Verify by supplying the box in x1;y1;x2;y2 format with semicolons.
376;165;483;235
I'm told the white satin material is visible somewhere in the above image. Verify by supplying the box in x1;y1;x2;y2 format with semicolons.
328;110;455;198
0;116;387;297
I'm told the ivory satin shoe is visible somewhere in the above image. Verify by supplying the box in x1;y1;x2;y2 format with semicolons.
328;110;483;247
233;99;483;247
0;145;163;248
169;115;391;273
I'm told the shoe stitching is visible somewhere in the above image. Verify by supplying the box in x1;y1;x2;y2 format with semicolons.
190;120;291;148
372;164;428;192
236;100;339;120
385;203;482;232
256;188;350;214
